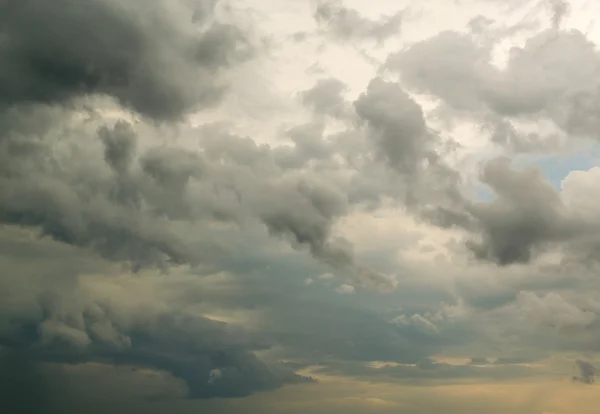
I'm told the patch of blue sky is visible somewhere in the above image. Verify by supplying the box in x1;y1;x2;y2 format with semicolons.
514;144;600;189
474;185;495;202
472;143;600;201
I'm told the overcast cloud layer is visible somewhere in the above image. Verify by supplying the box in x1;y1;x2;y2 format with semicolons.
1;0;600;413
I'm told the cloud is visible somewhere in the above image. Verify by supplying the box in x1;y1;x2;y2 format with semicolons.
311;356;540;384
387;26;600;140
0;0;344;404
573;360;596;384
548;0;570;30
353;77;471;235
335;284;355;294
354;78;431;176
314;0;402;44
394;314;439;335
0;235;313;401
0;100;392;289
0;116;199;269
273;122;334;168
388;30;491;112
515;292;596;332
446;158;600;266
0;103;401;400
464;157;570;264
99;121;137;175
0;352;70;414
0;41;392;407
3;1;600;412
301;78;349;118
0;0;251;121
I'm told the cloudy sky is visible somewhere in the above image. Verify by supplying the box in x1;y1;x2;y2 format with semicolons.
1;0;600;413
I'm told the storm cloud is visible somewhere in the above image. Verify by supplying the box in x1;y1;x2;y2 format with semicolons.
0;0;249;120
2;1;600;413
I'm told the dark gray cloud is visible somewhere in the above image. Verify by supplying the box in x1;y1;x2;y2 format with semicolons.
0;105;393;288
464;157;571;265
193;22;255;70
40;314;309;398
261;300;432;364
4;1;600;411
0;231;314;403
0;352;70;414
0;128;198;268
192;125;393;289
2;316;307;399
429;157;600;266
0;1;374;402
99;120;138;175
354;77;431;176
573;359;596;384
0;0;249;120
254;176;392;290
353;77;471;231
9;115;393;284
0;71;395;407
0;0;263;271
315;0;402;43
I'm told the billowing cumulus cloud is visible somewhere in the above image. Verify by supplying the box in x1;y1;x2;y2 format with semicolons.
355;78;430;175
0;0;250;120
387;24;600;142
0;232;316;404
2;1;600;413
465;158;570;264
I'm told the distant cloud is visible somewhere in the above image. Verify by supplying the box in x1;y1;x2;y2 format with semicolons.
335;284;355;294
314;0;402;44
573;360;596;384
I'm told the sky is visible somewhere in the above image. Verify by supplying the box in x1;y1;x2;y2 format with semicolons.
1;0;600;413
